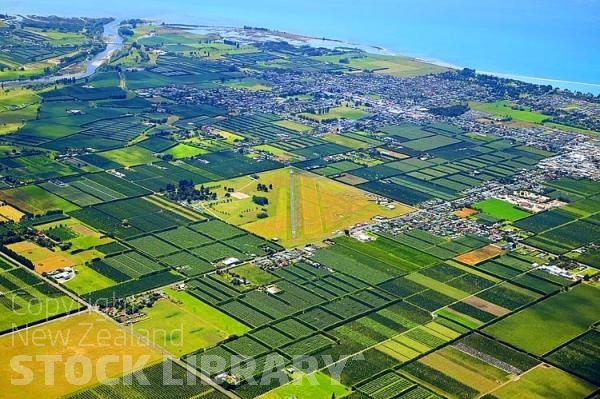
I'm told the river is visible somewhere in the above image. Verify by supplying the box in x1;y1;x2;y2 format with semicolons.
4;20;123;86
3;0;599;94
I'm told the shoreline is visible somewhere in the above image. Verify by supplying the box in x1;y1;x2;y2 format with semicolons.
161;22;600;95
3;8;599;94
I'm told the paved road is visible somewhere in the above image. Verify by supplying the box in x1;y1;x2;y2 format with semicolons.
0;253;240;399
0;252;89;311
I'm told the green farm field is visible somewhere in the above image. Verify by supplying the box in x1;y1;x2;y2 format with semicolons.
223;263;276;286
259;372;350;399
37;217;113;251
0;266;82;331
253;144;303;162
313;52;448;77
415;346;512;397
322;133;372;149
469;101;551;123
0;87;40;128
485;284;600;355
473;198;531;221
546;328;600;385
96;146;159;167
64;264;117;294
0;185;79;215
272;119;311;132
133;288;250;356
488;365;595;399
300;106;371;122
163;143;208;159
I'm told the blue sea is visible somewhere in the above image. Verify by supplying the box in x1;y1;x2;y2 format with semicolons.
3;0;600;94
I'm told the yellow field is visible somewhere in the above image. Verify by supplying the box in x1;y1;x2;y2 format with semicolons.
7;241;75;273
453;207;478;218
0;202;25;221
376;339;420;362
273;119;311;132
0;312;162;398
214;129;245;144
454;245;503;266
418;347;512;395
203;167;412;247
253;144;302;162
6;240;101;273
463;296;510;317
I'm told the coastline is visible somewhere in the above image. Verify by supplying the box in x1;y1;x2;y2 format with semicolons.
2;1;598;94
3;5;598;94
180;23;600;95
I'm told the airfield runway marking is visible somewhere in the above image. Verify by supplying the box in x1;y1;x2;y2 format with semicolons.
290;168;297;239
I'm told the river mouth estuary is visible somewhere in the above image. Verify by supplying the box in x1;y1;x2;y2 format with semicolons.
3;0;599;93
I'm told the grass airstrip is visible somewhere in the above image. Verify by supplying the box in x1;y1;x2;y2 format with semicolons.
202;167;412;247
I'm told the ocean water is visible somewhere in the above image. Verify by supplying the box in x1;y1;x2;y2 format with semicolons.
3;0;600;94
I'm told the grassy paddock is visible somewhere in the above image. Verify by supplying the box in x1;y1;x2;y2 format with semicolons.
473;198;531;221
133;288;249;356
273;119;311;132
0;185;78;215
299;106;370;122
313;52;448;77
485;284;600;355
469;101;551;124
488;365;595;399
259;371;350;399
96;146;158;167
